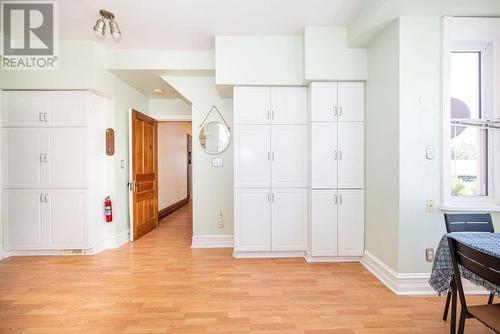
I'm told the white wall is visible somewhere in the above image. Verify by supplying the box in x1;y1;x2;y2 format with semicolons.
158;122;192;209
149;99;192;117
162;76;233;236
365;20;400;271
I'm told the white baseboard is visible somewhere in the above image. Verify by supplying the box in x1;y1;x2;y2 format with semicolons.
233;250;306;258
191;234;233;248
305;251;361;263
91;230;130;254
361;251;489;295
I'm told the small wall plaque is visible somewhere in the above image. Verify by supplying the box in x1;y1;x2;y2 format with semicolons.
106;128;115;156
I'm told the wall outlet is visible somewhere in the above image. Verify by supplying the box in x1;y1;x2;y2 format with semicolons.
425;199;434;212
425;248;434;262
216;208;224;228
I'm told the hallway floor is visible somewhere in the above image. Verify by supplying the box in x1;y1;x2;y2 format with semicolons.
0;203;491;333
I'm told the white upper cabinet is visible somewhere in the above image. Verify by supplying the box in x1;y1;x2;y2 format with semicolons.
310;82;337;122
1;91;49;126
1;91;87;127
2;128;44;188
46;189;87;249
271;188;307;251
337;189;364;256
337;82;364;122
338;123;364;188
234;125;271;188
311;190;338;256
48;92;87;126
46;129;87;188
3;189;45;250
271;125;308;188
234;87;270;124
311;123;338;188
270;87;307;124
234;188;271;252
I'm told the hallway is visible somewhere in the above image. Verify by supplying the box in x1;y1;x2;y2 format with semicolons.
0;203;489;334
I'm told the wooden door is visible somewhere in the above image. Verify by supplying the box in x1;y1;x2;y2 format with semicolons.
311;190;338;256
338;123;364;188
311;123;338;188
271;188;307;251
131;109;158;240
337;189;364;256
270;87;308;124
271;125;308;188
234;188;271;252
310;82;338;122
233;87;271;124
234;125;271;188
337;82;364;122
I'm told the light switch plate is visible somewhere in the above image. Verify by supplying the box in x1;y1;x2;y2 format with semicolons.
212;158;224;167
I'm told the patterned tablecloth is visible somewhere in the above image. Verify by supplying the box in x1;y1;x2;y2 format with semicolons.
429;232;500;295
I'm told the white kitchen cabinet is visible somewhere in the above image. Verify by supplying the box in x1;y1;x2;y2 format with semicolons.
234;188;271;251
46;189;87;249
2;128;44;188
3;190;44;250
311;190;338;256
311;123;337;188
1;91;87;127
271;125;308;188
271;188;307;251
337;190;364;256
234;87;270;124
337;82;364;122
46;129;87;188
234;125;271;188
310;82;338;122
338;123;364;188
270;87;307;124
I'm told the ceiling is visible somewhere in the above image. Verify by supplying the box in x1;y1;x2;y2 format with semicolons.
59;0;366;50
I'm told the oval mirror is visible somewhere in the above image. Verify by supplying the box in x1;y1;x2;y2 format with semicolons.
199;121;230;154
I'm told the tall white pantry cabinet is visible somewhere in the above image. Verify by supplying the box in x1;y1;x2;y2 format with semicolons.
1;91;107;252
233;83;364;259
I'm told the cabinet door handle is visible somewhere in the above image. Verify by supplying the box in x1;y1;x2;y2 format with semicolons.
339;150;343;160
267;193;270;203
271;110;275;120
40;153;44;162
271;193;275;202
339;194;343;205
44;153;48;162
267;152;270;161
334;106;338;117
267;110;270;120
338;106;343;117
40;193;44;203
39;112;44;122
272;152;275;161
334;193;338;204
44;113;48;122
334;150;338;160
44;193;48;203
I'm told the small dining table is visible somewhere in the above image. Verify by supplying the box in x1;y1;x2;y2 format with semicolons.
429;232;500;334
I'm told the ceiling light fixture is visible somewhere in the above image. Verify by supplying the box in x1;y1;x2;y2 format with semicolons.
93;9;121;39
153;88;165;94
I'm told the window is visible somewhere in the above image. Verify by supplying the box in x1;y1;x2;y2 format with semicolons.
443;43;499;210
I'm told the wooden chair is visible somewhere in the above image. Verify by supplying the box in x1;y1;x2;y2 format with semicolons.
442;213;495;321
447;237;500;334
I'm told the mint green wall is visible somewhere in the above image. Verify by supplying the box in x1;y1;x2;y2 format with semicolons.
365;20;400;271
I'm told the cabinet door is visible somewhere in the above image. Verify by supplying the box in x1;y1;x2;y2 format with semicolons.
311;123;337;188
271;188;307;251
270;87;307;124
310;82;337;122
271;125;308;188
45;129;87;188
2;128;44;188
234;189;271;251
337;82;364;122
338;123;364;188
3;190;45;250
311;190;338;256
234;125;270;188
48;92;87;126
46;189;87;249
234;87;270;124
1;91;49;127
338;190;364;256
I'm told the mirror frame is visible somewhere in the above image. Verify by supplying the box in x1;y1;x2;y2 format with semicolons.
198;121;231;154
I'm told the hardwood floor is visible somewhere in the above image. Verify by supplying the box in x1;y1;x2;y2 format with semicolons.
0;202;492;333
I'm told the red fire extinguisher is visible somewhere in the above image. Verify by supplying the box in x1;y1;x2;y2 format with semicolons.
104;196;113;223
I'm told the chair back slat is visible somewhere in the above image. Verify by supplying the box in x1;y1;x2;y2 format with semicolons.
444;213;494;233
450;238;500;286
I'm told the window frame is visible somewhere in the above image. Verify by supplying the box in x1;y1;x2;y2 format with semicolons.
442;40;499;211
